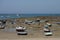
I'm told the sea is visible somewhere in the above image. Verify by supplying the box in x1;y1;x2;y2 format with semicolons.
0;13;60;19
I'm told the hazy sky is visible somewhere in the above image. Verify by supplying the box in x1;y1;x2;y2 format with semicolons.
0;0;60;13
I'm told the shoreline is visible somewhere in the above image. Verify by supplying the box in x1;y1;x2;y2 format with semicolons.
0;16;60;39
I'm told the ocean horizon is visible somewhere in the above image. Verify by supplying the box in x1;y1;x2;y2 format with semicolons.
0;13;60;19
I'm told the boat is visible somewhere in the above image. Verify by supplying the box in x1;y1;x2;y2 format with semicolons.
44;31;52;36
0;25;5;29
43;27;52;36
0;20;6;29
44;27;50;32
16;26;27;35
47;23;52;27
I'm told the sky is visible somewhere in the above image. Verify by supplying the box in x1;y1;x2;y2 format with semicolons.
0;0;60;14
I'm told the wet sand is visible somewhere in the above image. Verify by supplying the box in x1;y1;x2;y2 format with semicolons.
0;16;60;40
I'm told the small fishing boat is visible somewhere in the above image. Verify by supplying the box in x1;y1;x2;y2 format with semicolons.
0;25;5;29
43;27;52;36
47;23;52;27
44;27;50;32
16;26;27;35
44;31;52;36
0;20;6;29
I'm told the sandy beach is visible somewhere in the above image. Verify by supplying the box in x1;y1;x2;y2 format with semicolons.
0;16;60;40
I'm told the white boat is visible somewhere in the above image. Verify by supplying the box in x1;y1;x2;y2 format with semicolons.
44;31;52;36
44;27;52;36
47;23;52;27
16;26;27;35
17;30;27;35
0;21;6;29
16;26;26;30
44;28;50;32
0;25;5;29
24;19;33;25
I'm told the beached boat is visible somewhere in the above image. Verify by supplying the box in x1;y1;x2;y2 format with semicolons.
55;22;60;24
0;25;5;29
24;19;33;25
47;23;52;27
16;26;26;31
16;26;27;35
44;31;52;36
44;27;50;32
0;20;6;29
43;27;52;36
44;25;49;28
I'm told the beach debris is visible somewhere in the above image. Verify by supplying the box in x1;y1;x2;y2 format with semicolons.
16;26;27;35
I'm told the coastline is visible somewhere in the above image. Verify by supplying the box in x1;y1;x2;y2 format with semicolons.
0;16;60;39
